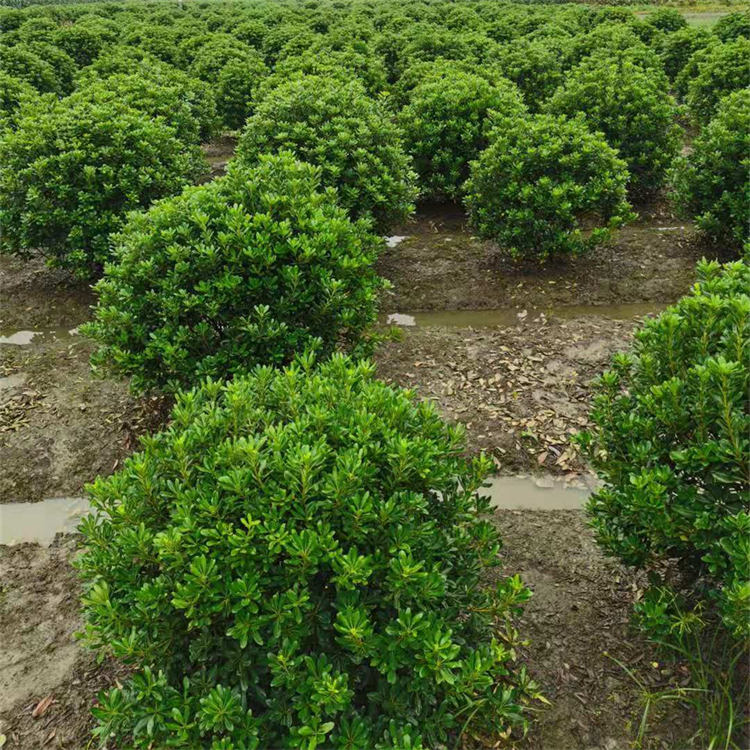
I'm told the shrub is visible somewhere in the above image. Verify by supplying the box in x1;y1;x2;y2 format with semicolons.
77;352;538;749
0;98;203;278
0;43;60;93
546;56;681;197
390;57;484;108
644;8;688;33
464;113;635;261
570;23;658;68
579;259;750;639
671;89;749;248
713;11;750;43
84;153;387;393
0;72;37;130
660;26;716;82
489;37;569;112
674;45;715;102
25;41;77;93
685;38;750;124
53;19;117;67
398;72;527;200
237;76;417;230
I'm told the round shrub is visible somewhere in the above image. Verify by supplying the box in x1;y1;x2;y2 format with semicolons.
84;153;388;393
671;89;749;248
674;44;716;102
214;56;269;130
0;99;203;278
644;8;688;33
77;353;537;748
398;72;527;200
0;44;60;93
0;72;38;131
464;113;635;261
685;38;750;124
660;26;716;82
25;41;77;94
579;259;750;638
489;37;569;112
713;11;750;43
53;20;117;67
546;56;681;197
237;76;417;230
390;57;485;108
570;23;657;68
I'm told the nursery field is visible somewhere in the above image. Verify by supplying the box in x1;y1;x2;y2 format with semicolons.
0;0;748;749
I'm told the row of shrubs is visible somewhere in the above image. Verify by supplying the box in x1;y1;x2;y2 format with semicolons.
0;2;747;747
1;3;748;275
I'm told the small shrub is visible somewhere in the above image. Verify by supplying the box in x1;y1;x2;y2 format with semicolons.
0;98;203;278
464;113;635;261
660;26;716;82
0;44;61;93
53;19;117;67
77;352;538;748
390;56;484;108
685;38;750;124
398;71;527;200
671;89;749;248
84;153;387;393
579;258;750;639
24;41;77;94
237;76;417;230
644;8;688;33
546;56;681;197
713;11;750;43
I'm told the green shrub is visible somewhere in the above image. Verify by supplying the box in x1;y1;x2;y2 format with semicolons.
77;352;538;748
579;259;750;639
659;26;716;82
390;57;484;108
0;98;203;278
674;44;716;102
53;19;117;67
0;71;37;130
464;113;635;261
570;23;658;68
398;71;526;200
713;11;750;43
546;56;681;197
644;8;688;33
0;43;61;93
671;89;749;248
84;153;387;393
489;37;570;112
685;38;750;124
121;23;181;65
237;76;417;230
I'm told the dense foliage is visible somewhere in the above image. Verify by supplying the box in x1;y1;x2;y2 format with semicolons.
713;11;750;43
684;38;750;124
464;113;634;260
659;26;715;83
580;259;750;639
84;153;387;393
398;71;527;200
78;353;538;749
546;55;681;196
671;89;750;249
237;76;417;230
0;98;203;277
0;71;37;130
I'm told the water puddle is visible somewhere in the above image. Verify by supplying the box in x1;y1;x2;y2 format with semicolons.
0;327;78;346
484;474;597;510
0;497;90;546
383;302;665;328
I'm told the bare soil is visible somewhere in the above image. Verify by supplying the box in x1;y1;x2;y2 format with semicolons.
0;195;727;748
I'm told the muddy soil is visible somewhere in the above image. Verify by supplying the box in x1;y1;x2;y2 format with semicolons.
378;201;712;314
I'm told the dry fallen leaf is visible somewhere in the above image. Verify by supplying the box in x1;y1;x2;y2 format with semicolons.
32;696;54;718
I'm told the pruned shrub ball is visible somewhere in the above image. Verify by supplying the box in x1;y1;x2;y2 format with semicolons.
84;153;388;393
464;113;635;260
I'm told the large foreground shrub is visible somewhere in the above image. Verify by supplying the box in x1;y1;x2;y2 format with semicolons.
464;114;634;261
84;153;387;393
78;354;538;749
398;71;527;200
580;259;750;638
0;99;203;277
237;76;417;230
546;56;681;196
671;89;750;248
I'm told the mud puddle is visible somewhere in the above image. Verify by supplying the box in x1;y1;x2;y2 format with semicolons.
0;327;78;346
0;497;89;545
383;302;664;328
485;474;597;510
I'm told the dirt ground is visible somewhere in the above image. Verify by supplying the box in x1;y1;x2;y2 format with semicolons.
0;191;728;748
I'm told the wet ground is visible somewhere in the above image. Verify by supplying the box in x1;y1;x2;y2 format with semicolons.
0;186;727;747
